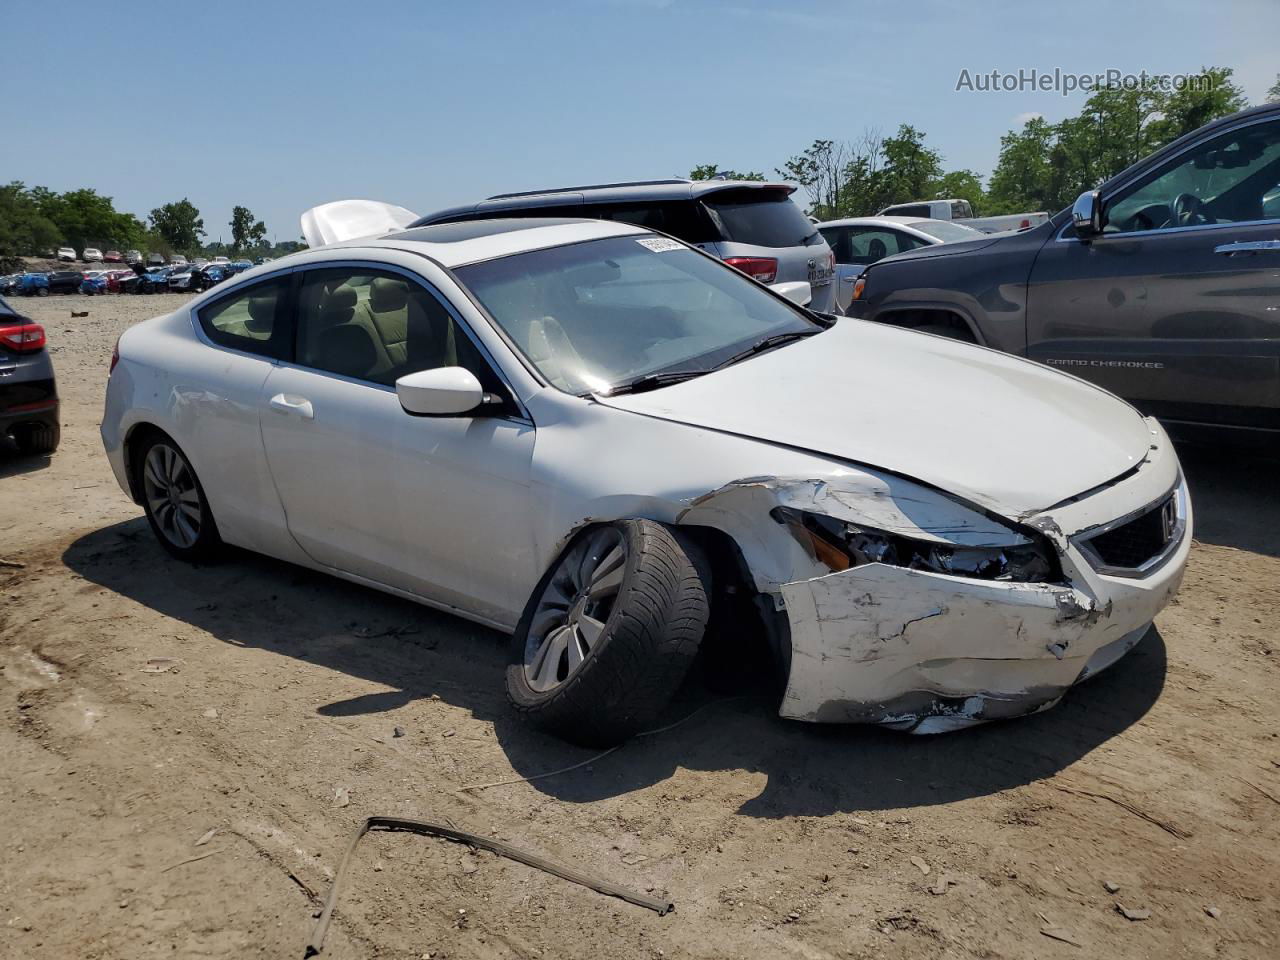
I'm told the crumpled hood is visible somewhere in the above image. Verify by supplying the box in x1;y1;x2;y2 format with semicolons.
597;321;1153;518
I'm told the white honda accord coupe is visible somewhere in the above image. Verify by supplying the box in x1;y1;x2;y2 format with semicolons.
101;202;1190;744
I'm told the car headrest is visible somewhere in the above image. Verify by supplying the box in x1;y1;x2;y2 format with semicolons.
316;323;377;379
327;284;358;309
369;276;409;312
246;296;276;333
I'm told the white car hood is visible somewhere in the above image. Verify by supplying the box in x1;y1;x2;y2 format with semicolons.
597;320;1153;518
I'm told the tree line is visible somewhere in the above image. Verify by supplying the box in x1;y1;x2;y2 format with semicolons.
0;186;296;272
694;66;1267;220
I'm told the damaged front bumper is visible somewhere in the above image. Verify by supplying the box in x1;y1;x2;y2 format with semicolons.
681;424;1191;733
777;536;1185;731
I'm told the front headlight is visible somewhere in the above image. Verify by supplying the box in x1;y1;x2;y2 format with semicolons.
772;507;1058;583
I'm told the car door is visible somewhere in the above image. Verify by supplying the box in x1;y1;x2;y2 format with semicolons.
1027;115;1280;431
821;226;930;312
257;263;536;626
186;272;301;559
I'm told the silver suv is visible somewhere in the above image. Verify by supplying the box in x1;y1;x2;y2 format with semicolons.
415;179;837;313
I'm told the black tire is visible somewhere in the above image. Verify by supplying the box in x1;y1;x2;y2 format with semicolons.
506;519;709;747
36;287;48;297
134;433;222;562
915;323;976;343
12;422;59;455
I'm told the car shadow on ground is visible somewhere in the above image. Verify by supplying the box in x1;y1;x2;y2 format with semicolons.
64;516;1168;819
0;445;52;479
1176;440;1280;558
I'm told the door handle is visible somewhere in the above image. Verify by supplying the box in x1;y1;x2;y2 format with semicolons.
1214;240;1280;256
842;276;858;282
269;393;314;419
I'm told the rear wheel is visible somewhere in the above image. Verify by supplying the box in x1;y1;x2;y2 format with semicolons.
135;434;222;561
36;287;48;297
506;519;709;746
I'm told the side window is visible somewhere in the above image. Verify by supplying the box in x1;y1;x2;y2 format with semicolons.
590;201;719;245
1106;119;1280;234
845;228;909;265
818;226;854;264
293;267;508;397
197;275;291;359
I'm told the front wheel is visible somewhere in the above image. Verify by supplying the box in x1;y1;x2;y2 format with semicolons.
506;519;709;746
135;434;222;562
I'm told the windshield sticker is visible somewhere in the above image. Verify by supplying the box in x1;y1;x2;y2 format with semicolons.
635;237;683;253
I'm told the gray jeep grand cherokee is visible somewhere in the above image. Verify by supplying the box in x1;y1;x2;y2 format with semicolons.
414;179;837;314
849;103;1280;440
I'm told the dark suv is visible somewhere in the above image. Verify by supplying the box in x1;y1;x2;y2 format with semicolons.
415;179;837;313
849;102;1280;439
0;295;59;455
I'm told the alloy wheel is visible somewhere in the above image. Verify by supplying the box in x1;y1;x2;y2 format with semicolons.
523;527;628;693
142;443;203;549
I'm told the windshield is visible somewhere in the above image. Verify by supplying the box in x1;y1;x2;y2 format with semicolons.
455;235;820;394
906;220;982;242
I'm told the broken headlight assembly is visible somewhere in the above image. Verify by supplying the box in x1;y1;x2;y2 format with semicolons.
771;507;1059;583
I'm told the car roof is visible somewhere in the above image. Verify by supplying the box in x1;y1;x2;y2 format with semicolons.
815;216;933;229
413;179;796;226
349;216;650;267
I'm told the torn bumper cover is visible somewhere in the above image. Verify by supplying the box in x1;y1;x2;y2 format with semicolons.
778;555;1181;731
681;453;1190;733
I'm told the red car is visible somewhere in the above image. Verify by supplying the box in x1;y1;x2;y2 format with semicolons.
104;250;123;263
105;269;136;293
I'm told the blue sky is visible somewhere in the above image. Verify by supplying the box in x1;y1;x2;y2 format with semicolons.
8;0;1277;242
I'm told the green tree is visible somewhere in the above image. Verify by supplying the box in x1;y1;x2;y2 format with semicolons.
986;116;1056;214
230;205;268;253
878;125;943;207
1146;67;1248;146
928;169;986;213
689;164;765;181
0;182;64;270
777;139;851;219
150;199;206;254
1269;74;1280;103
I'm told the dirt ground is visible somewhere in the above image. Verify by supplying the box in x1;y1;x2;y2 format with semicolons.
2;291;1279;959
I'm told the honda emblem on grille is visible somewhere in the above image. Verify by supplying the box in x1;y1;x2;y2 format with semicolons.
1160;497;1177;543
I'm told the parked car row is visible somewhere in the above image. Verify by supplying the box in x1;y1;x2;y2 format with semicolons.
1;259;256;297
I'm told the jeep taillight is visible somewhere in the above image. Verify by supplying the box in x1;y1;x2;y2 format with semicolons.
723;256;778;284
110;338;120;374
0;322;47;353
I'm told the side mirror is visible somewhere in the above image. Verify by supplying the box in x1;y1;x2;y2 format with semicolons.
769;280;812;307
396;367;485;416
1072;190;1103;239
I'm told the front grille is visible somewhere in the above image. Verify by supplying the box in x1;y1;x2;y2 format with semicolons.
1082;494;1176;571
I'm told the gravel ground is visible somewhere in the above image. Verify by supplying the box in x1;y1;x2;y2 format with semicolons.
2;291;1279;959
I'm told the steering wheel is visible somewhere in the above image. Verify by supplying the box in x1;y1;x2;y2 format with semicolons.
1168;193;1204;228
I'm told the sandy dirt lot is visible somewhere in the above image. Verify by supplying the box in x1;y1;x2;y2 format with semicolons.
2;291;1279;959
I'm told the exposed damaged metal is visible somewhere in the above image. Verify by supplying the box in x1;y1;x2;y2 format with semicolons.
678;447;1189;733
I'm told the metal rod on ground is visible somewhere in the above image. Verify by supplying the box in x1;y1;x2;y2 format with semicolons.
304;816;673;957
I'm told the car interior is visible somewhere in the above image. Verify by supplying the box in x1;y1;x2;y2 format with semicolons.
1105;119;1280;232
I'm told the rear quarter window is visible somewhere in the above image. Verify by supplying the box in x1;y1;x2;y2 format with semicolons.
196;276;292;360
702;191;820;248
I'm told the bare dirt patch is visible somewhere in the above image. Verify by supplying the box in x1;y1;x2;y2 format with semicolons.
2;292;1278;958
